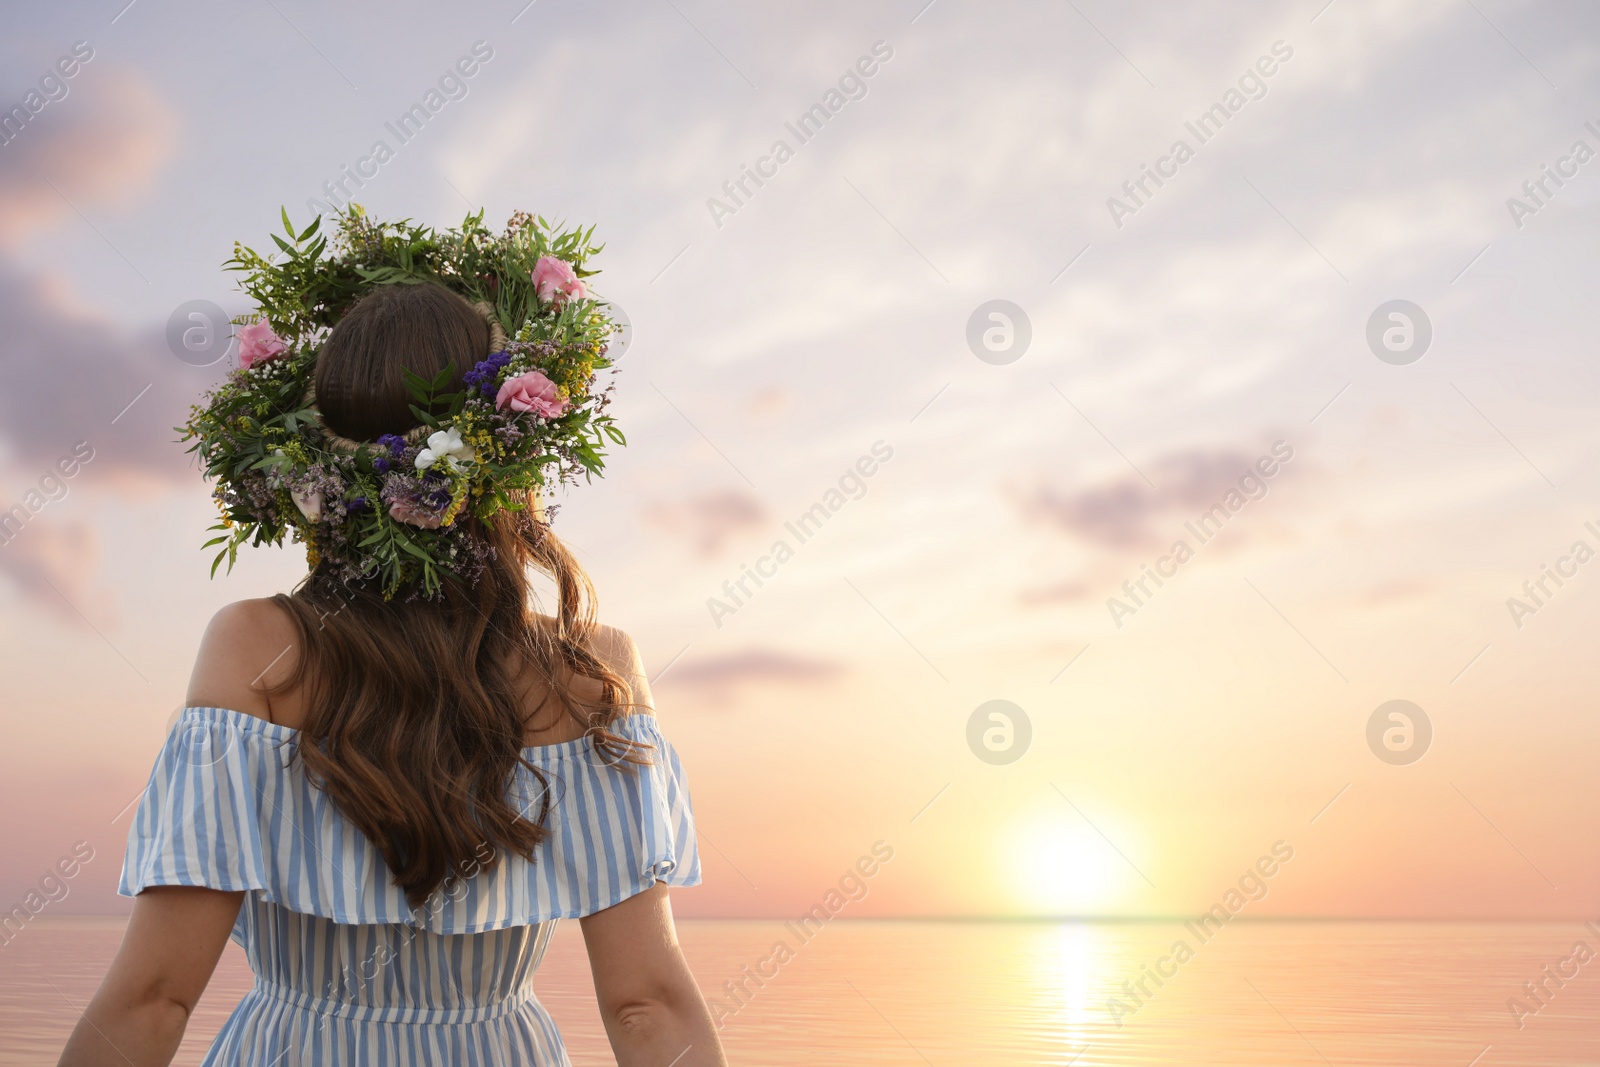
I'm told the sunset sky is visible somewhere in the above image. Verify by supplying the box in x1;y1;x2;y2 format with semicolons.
2;0;1598;923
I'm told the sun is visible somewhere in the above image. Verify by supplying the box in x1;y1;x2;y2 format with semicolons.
1002;811;1141;915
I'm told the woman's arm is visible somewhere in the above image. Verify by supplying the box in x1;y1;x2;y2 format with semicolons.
580;882;728;1067
61;600;286;1065
57;885;244;1067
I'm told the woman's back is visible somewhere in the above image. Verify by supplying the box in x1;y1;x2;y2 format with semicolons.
119;602;701;1066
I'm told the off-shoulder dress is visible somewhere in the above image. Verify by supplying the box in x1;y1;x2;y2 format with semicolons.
119;705;701;1066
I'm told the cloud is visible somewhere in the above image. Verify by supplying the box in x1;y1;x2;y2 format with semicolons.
0;517;101;628
0;66;176;247
1353;579;1434;608
746;386;787;418
1018;447;1278;549
1016;580;1092;606
0;266;207;482
643;489;768;557
0;63;198;485
657;648;844;707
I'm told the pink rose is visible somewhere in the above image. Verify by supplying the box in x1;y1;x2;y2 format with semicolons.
532;256;588;307
496;369;570;419
388;498;444;529
237;319;288;368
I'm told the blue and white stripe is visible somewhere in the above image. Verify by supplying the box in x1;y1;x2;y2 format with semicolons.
208;912;568;1066
118;706;702;1065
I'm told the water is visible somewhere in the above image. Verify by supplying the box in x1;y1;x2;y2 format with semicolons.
5;918;1596;1065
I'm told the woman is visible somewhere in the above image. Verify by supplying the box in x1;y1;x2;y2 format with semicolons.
58;211;727;1066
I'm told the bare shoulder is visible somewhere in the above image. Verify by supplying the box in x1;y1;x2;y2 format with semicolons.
531;615;655;716
588;623;641;674
186;598;303;724
590;623;656;717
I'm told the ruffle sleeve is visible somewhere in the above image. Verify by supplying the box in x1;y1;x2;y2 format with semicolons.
119;706;701;933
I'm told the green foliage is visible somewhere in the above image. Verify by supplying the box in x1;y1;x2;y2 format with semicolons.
225;205;613;355
183;204;628;600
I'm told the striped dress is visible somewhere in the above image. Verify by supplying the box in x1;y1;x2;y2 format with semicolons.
119;705;701;1066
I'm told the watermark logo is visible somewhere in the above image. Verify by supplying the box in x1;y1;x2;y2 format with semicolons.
1365;300;1431;365
0;40;94;149
1108;441;1294;628
1366;699;1431;765
606;303;633;362
706;41;894;229
966;300;1031;365
0;441;96;549
1106;840;1294;1027
306;41;495;216
707;441;893;627
0;841;96;949
1506;921;1600;1029
167;300;235;366
966;699;1031;765
1506;524;1600;629
165;704;240;768
1106;40;1294;229
1506;122;1600;230
708;840;895;1029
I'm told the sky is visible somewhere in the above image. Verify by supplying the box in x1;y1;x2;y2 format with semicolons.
1;0;1599;923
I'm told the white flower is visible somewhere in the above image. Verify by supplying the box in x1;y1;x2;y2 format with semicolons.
413;427;474;471
291;488;324;522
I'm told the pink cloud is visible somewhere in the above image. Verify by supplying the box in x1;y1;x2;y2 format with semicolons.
644;490;768;558
0;66;177;247
0;517;105;629
1016;444;1306;550
655;648;843;708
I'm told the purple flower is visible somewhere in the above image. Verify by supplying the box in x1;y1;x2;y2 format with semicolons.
344;496;369;513
373;434;409;473
463;350;512;399
379;471;451;529
494;421;526;448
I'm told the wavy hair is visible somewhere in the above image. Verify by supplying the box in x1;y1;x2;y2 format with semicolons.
267;283;643;908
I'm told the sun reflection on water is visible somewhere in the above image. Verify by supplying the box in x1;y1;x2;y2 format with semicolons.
1028;919;1108;1065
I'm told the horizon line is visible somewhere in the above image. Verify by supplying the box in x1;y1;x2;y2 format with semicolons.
27;912;1600;925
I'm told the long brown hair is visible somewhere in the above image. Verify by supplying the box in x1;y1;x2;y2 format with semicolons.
269;283;641;908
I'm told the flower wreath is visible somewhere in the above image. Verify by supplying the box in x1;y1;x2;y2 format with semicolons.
180;205;626;599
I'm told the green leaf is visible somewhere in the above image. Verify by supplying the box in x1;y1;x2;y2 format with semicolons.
397;536;433;562
401;367;433;402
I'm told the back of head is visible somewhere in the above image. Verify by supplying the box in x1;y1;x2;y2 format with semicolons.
269;283;639;909
314;283;489;441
